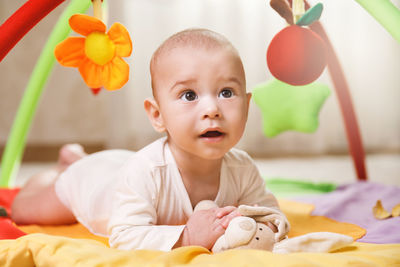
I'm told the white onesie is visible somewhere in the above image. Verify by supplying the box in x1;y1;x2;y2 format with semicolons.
55;137;288;251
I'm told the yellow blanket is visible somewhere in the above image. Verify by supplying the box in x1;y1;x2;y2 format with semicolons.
16;200;366;243
1;200;399;266
1;234;400;267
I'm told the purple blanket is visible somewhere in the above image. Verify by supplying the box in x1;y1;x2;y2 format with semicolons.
297;182;400;244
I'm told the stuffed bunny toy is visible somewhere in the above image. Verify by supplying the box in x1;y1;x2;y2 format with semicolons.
194;200;353;254
212;215;275;252
194;200;286;253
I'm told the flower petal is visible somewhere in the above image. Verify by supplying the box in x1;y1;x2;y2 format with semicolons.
79;58;103;88
373;200;391;220
101;57;129;90
69;14;106;36
107;22;132;57
392;204;400;217
54;37;85;67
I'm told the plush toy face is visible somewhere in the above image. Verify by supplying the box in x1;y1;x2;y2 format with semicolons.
194;200;276;252
212;216;275;252
238;222;275;251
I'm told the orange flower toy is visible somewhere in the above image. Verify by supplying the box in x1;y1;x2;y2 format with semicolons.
55;12;132;93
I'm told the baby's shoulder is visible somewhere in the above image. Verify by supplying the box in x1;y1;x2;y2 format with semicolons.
123;137;168;170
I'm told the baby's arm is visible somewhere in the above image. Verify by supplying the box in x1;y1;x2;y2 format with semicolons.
108;161;185;251
174;206;239;249
108;193;186;251
108;159;240;251
109;191;238;250
238;162;290;241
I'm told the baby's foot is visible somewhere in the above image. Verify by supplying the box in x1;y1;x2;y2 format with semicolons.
57;144;87;171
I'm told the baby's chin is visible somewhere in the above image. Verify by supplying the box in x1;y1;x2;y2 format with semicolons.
195;146;232;161
168;135;236;160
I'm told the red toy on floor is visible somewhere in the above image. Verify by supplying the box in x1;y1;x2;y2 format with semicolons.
0;188;26;239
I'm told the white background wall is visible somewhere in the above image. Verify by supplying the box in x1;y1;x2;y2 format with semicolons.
1;0;399;156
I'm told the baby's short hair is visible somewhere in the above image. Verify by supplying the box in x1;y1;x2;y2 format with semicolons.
150;28;239;98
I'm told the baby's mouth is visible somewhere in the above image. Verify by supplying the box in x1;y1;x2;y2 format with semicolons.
200;131;225;138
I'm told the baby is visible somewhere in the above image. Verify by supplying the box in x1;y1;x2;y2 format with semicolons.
12;28;289;251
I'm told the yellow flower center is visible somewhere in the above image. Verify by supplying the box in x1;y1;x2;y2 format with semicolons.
85;32;115;66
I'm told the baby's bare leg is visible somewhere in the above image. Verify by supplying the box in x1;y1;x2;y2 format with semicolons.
11;144;87;225
11;168;76;225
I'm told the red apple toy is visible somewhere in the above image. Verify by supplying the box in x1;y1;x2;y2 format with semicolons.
267;25;327;86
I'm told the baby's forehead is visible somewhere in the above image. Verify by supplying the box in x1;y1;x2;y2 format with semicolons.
150;29;245;96
152;30;233;64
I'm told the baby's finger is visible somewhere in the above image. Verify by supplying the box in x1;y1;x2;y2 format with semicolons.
216;206;237;218
219;210;241;228
213;222;227;237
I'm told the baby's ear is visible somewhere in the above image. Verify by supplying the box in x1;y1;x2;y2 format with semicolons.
246;92;252;114
246;92;252;106
144;98;165;132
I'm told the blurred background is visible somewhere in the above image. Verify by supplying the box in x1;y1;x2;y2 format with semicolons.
1;0;399;184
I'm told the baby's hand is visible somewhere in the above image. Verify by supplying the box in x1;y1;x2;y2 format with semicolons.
181;206;239;249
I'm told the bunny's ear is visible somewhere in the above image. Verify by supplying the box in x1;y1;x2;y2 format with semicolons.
212;235;228;253
193;200;218;212
238;205;280;217
225;216;256;248
238;205;290;242
273;232;354;254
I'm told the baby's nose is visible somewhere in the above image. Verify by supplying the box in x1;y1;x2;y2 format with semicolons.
202;99;220;119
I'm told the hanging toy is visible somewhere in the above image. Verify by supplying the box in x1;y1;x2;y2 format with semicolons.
253;0;331;137
269;0;294;25
267;1;327;86
54;0;132;94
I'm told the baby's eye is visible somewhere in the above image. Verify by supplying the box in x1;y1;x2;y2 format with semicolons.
219;88;234;98
180;90;197;101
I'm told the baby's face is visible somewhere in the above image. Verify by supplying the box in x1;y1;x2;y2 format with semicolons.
154;45;250;160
